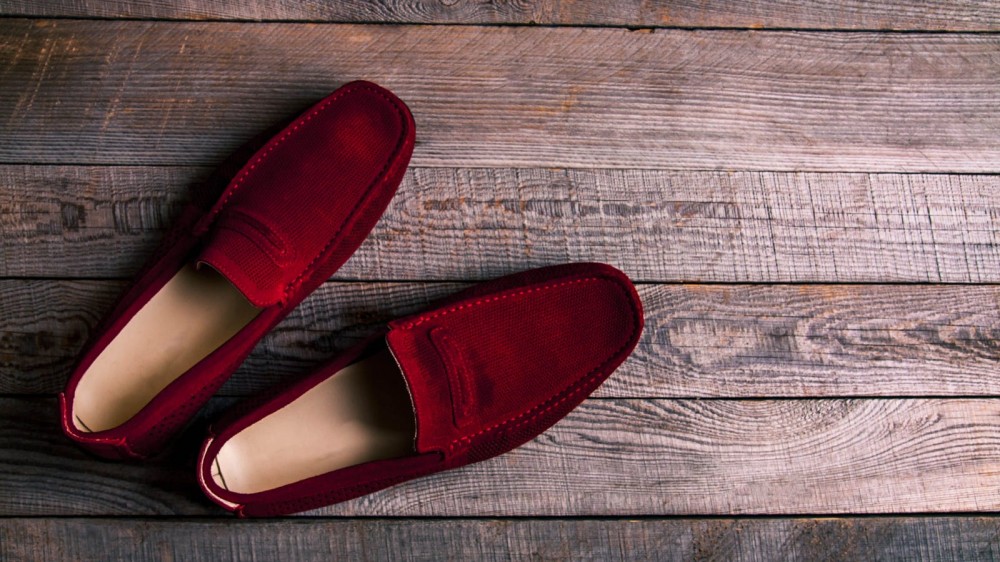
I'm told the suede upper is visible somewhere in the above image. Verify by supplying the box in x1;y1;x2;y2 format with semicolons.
198;262;643;516
385;265;642;457
61;81;415;459
195;82;410;307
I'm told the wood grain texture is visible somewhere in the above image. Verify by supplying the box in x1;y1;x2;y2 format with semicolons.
2;22;1000;172
3;0;1000;31
0;396;223;516
5;166;1000;282
4;396;1000;516
4;517;1000;562
4;280;1000;398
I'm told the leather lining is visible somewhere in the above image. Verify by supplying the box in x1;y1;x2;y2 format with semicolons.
71;264;260;433
211;348;415;494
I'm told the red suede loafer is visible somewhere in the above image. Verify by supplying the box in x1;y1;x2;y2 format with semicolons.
61;81;416;460
197;262;642;516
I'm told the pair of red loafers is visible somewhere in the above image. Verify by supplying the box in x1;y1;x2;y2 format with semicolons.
60;81;643;517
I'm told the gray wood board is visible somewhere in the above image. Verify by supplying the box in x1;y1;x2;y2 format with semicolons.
5;396;1000;516
3;517;1000;561
4;166;1000;282
3;0;1000;31
4;279;1000;398
3;22;1000;171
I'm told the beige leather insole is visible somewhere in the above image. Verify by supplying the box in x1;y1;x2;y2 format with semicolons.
72;264;260;433
211;348;415;494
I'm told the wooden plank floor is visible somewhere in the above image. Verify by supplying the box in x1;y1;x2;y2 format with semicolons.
2;1;999;560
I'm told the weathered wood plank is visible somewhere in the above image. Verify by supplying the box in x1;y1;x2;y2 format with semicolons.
4;397;1000;516
4;280;1000;398
2;22;999;172
4;517;1000;561
3;0;1000;32
5;166;1000;282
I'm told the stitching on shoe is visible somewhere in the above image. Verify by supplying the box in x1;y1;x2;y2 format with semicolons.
429;327;474;427
220;208;290;263
281;88;408;300
213;223;287;265
441;275;641;453
398;277;599;330
199;83;410;304
205;85;358;222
